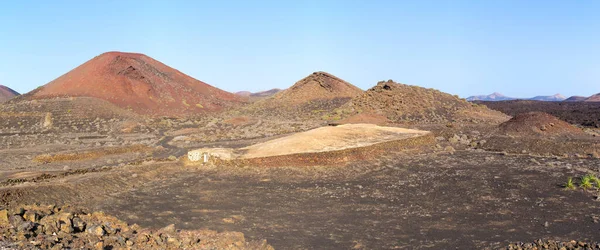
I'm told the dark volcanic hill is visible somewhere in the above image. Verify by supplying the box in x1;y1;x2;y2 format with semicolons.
267;71;363;106
477;100;600;128
564;96;587;102
0;85;19;103
497;112;588;139
27;52;242;116
341;80;509;124
241;72;363;121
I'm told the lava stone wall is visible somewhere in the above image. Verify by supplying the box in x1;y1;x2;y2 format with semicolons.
217;133;435;167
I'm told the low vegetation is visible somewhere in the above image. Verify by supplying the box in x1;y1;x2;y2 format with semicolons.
580;175;594;189
564;177;576;190
564;174;600;191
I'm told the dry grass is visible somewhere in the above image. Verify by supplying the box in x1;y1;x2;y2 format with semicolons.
33;145;150;163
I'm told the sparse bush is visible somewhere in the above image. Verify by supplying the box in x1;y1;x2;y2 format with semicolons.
589;175;600;188
564;177;576;190
580;175;594;190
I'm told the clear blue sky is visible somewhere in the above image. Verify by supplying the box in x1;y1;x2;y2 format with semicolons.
0;0;599;98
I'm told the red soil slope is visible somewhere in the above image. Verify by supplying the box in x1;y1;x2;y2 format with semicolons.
0;85;19;103
29;52;242;116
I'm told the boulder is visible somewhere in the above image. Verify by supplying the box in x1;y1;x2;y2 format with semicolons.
0;209;9;226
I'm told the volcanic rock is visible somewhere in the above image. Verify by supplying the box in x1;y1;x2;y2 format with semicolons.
242;72;363;121
269;71;362;105
0;204;274;250
497;112;588;139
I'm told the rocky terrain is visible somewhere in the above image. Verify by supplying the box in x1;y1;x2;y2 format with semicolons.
0;204;272;249
502;240;600;250
240;72;363;122
1;56;600;248
0;104;598;249
496;112;589;139
23;52;243;116
341;80;509;124
0;85;19;103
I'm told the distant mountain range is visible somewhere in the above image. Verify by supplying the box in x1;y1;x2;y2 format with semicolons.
466;93;566;102
466;92;516;101
235;88;281;98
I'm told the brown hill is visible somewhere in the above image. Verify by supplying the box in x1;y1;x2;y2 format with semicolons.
340;80;509;124
482;112;599;156
497;112;587;138
267;72;363;105
241;72;363;121
27;52;242;116
584;93;600;102
0;85;19;103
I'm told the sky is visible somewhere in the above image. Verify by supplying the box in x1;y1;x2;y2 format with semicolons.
0;0;599;98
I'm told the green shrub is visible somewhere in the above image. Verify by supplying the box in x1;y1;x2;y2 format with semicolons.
580;175;594;190
565;177;576;190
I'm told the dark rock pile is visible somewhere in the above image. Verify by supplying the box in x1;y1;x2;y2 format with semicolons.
0;204;273;249
497;112;589;139
502;239;600;250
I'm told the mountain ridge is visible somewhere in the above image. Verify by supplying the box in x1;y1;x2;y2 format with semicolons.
466;92;566;102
